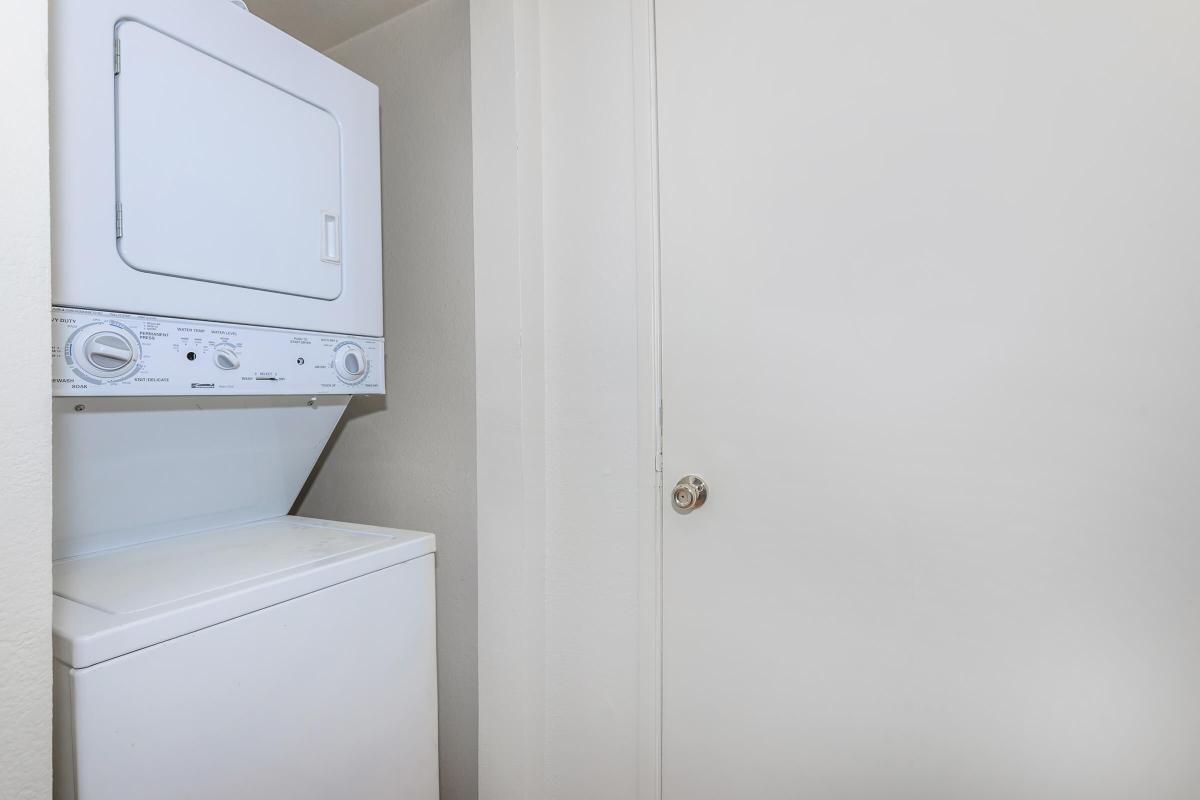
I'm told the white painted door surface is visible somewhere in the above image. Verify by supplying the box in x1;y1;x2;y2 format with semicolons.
657;3;1200;798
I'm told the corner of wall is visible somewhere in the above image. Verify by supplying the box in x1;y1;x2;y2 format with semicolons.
0;2;54;799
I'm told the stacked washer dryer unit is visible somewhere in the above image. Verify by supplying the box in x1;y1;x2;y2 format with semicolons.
50;2;438;798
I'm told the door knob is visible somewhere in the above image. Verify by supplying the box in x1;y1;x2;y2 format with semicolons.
672;475;708;513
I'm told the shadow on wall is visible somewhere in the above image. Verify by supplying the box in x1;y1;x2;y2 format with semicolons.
291;395;388;512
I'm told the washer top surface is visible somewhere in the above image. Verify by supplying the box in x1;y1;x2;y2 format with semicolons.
57;517;399;614
53;516;435;668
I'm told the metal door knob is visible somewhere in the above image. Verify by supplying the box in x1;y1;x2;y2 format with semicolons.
672;475;707;513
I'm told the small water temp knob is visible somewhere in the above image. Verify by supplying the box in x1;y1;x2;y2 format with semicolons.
214;346;240;370
334;343;368;382
78;329;139;377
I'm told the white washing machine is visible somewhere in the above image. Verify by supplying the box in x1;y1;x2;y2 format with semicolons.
53;517;438;799
49;2;438;798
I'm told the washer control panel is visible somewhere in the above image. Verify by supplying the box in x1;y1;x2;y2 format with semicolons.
52;307;384;396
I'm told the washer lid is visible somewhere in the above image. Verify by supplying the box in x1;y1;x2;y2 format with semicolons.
53;516;435;668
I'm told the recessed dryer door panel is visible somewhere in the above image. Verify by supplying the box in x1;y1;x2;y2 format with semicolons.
51;0;382;336
116;21;343;300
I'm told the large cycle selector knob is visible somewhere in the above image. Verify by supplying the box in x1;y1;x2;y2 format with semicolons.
77;329;139;379
334;343;368;383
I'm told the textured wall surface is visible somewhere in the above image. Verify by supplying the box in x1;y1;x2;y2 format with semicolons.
0;2;53;798
296;2;478;797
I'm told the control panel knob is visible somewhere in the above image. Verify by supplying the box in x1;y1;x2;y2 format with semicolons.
334;343;368;382
79;330;138;376
214;346;241;370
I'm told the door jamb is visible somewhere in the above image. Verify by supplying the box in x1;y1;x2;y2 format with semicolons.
632;0;665;797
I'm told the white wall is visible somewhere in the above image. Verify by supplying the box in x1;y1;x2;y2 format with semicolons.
473;0;653;797
0;2;53;798
295;2;478;797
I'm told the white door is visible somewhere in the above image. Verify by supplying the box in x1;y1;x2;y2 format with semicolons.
658;2;1200;798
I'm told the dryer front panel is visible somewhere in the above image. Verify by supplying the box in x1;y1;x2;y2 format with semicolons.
116;20;344;300
52;0;382;336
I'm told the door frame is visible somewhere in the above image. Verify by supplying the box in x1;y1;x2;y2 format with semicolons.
632;0;665;798
472;0;664;795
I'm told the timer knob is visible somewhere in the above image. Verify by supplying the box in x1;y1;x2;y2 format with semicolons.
334;343;368;382
79;330;138;376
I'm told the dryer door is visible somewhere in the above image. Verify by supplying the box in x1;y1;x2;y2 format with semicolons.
52;0;382;337
116;21;343;300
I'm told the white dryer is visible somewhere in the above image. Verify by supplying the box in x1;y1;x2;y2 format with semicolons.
51;0;382;335
49;2;437;798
